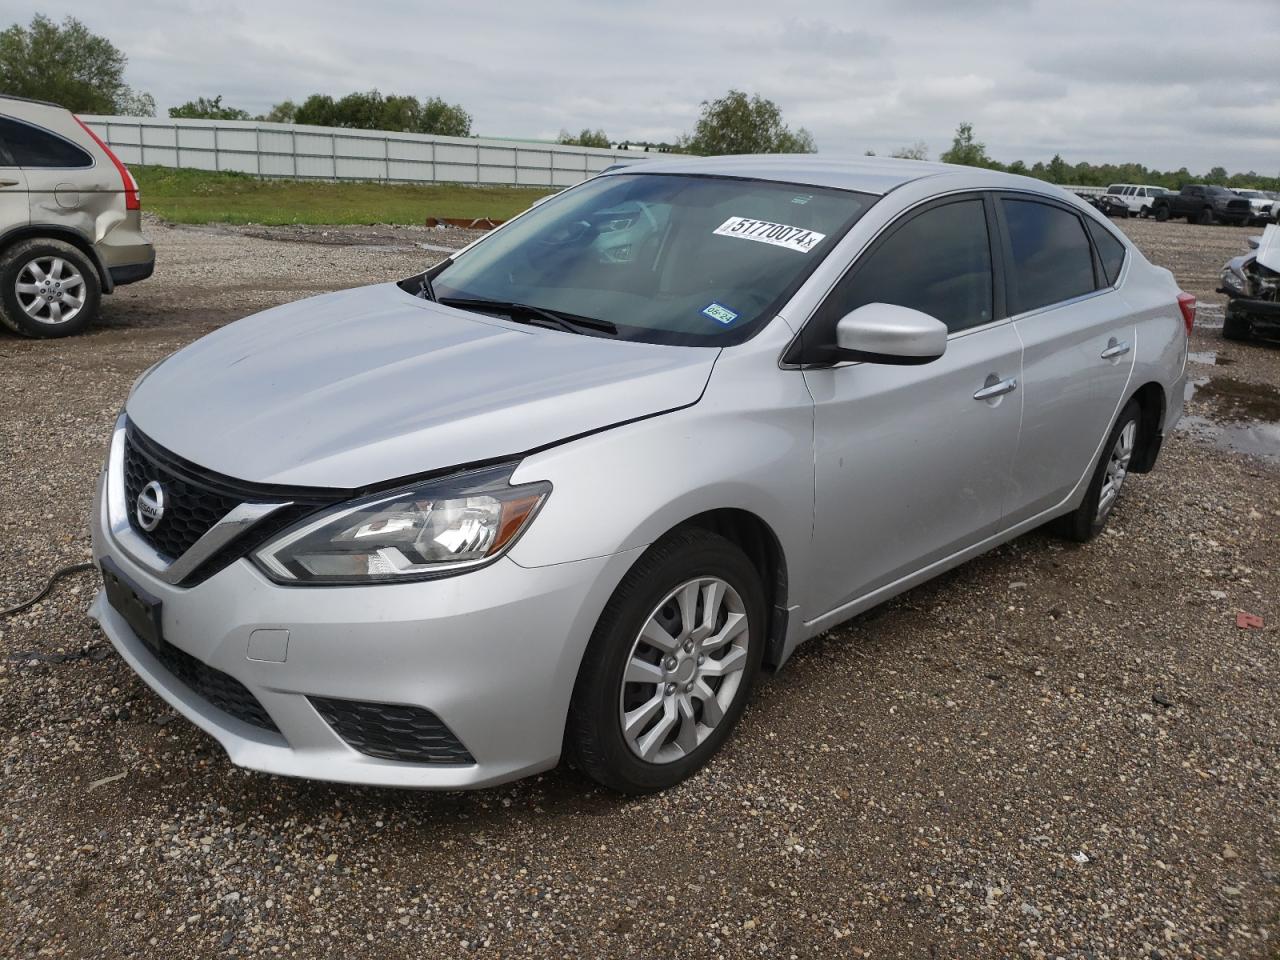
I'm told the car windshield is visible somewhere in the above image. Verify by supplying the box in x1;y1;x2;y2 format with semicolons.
430;173;874;346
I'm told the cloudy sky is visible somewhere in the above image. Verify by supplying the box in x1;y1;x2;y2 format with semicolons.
7;0;1279;174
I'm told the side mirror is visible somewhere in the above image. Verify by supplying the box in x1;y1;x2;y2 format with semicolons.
833;303;948;365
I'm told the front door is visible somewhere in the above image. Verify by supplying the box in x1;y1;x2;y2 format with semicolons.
798;195;1024;619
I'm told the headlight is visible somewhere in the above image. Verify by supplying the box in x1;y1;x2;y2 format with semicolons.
252;464;550;585
1220;267;1245;294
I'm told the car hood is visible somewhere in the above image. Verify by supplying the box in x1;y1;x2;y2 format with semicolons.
126;284;719;488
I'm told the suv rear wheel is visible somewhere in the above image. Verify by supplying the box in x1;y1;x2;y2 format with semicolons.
0;239;101;338
1195;207;1214;226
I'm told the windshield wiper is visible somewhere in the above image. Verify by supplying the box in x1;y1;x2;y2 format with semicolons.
438;297;617;335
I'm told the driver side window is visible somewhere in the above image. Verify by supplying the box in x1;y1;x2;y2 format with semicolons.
814;197;995;340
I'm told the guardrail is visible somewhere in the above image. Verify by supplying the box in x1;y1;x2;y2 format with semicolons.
79;116;658;188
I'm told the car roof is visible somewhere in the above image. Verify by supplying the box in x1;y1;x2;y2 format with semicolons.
0;93;65;111
603;153;1073;199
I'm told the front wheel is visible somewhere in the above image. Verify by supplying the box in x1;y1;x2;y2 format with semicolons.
0;239;101;338
566;529;766;793
1139;205;1150;218
1154;206;1170;222
1051;400;1141;543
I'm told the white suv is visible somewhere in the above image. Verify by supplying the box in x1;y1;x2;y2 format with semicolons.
1104;184;1168;218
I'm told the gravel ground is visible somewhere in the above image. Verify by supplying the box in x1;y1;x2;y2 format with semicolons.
0;215;1276;959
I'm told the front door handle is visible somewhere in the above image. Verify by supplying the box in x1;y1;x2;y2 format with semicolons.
973;375;1018;401
1101;338;1131;360
0;178;21;188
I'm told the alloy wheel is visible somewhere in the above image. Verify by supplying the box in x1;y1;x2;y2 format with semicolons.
1096;420;1136;522
15;256;87;327
619;577;750;764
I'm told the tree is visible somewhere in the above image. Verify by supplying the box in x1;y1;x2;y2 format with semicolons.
892;141;929;161
680;90;815;156
939;122;992;168
558;128;611;149
259;100;298;124
0;14;153;115
286;90;471;136
1046;153;1070;184
169;95;250;120
418;96;470;137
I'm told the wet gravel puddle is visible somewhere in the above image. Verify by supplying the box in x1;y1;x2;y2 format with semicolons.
1180;353;1280;461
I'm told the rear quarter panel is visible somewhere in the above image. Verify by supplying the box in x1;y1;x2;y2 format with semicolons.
1114;242;1187;435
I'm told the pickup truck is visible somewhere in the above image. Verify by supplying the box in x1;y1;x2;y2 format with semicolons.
1151;185;1252;226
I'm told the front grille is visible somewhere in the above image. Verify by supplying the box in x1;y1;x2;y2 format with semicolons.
122;424;343;585
149;636;279;732
124;428;243;561
310;697;474;764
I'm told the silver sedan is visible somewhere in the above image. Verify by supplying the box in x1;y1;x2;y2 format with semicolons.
90;156;1190;793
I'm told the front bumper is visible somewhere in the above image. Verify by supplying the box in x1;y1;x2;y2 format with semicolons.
90;467;642;789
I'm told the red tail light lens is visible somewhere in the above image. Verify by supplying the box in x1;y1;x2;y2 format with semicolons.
1176;291;1196;336
74;117;140;210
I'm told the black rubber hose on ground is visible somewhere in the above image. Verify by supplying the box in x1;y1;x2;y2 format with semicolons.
0;562;97;618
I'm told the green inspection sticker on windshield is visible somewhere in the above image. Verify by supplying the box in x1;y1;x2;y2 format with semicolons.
702;302;739;325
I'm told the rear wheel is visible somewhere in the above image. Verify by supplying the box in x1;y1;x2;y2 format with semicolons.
0;239;100;338
1051;400;1141;543
1196;207;1214;226
566;529;766;793
1154;206;1169;222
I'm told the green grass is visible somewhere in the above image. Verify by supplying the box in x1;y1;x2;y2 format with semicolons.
132;165;555;226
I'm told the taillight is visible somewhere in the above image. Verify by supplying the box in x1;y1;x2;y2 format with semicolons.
1176;291;1196;336
74;117;139;210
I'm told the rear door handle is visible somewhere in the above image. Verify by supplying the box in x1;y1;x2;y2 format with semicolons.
973;376;1018;401
0;178;21;188
1101;339;1131;360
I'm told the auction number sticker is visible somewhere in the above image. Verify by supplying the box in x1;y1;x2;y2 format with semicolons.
713;217;826;253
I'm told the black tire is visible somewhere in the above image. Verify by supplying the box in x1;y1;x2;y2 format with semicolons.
1222;309;1251;342
565;528;767;794
1154;205;1169;222
0;238;101;338
1139;206;1150;218
1196;207;1214;226
1051;400;1142;544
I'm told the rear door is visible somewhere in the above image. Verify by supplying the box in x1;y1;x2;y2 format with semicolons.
996;195;1136;523
0;123;29;234
801;194;1023;617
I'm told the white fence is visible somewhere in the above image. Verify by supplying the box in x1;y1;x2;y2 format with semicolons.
79;116;657;188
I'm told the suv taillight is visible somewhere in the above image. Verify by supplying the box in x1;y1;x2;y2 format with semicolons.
1176;291;1196;335
74;117;140;211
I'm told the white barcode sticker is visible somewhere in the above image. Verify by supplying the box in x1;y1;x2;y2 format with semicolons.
712;216;826;253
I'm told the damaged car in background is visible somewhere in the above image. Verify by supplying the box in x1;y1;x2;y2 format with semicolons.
1219;224;1280;342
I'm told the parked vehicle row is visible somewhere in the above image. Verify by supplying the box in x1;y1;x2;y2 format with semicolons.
1091;180;1278;227
0;94;155;338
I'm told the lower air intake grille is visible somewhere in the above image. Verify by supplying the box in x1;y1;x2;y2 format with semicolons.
309;697;474;764
150;637;279;733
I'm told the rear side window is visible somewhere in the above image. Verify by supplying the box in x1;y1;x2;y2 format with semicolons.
1001;199;1096;314
0;117;93;168
1086;219;1126;286
813;198;994;337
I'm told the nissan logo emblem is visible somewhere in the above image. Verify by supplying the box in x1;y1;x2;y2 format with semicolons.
136;480;166;532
